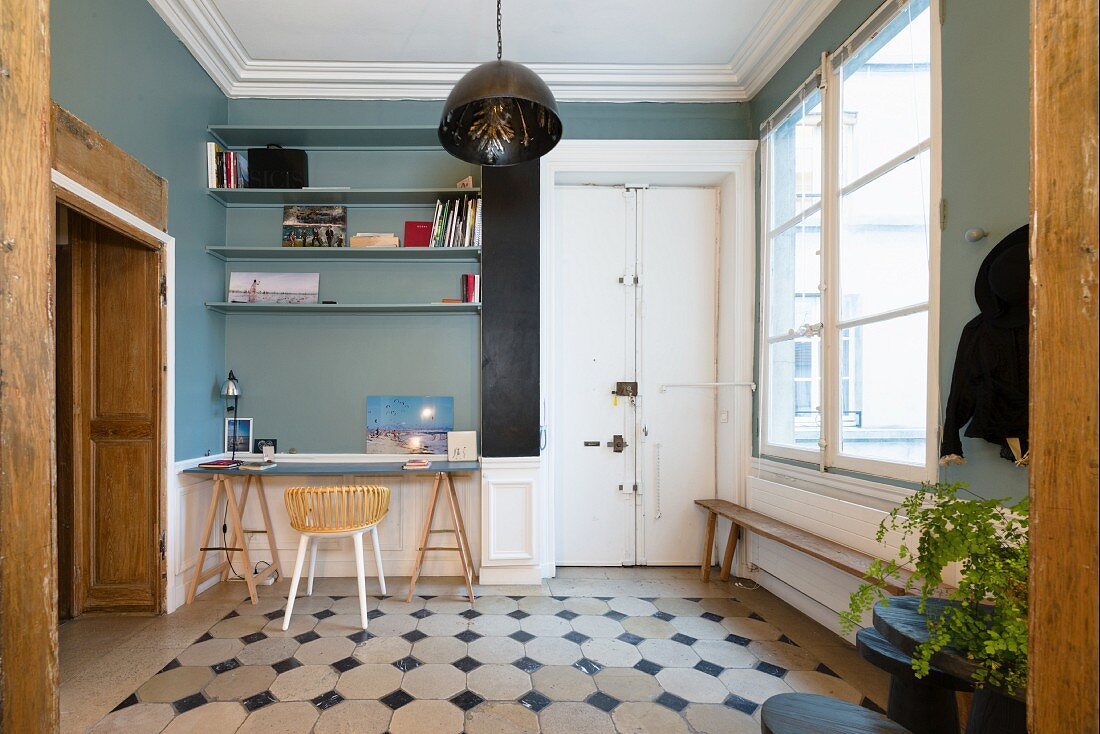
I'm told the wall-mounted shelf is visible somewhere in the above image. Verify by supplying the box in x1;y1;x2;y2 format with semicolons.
204;302;481;315
208;124;441;151
208;187;478;208
206;246;481;263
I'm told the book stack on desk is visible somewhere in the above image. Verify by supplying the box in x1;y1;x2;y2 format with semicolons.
239;462;276;471
403;458;431;470
198;458;242;469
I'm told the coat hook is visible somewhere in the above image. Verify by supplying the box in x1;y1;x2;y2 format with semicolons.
965;228;989;243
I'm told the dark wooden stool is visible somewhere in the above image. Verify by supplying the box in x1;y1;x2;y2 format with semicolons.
857;627;971;734
761;693;914;734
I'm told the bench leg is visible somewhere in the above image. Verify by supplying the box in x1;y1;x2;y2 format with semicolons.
700;512;717;581
720;523;740;581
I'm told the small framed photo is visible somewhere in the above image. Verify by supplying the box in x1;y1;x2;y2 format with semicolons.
224;418;253;453
447;431;477;462
253;438;277;454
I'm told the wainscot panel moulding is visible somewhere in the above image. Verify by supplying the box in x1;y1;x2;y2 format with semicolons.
147;0;841;102
479;457;541;586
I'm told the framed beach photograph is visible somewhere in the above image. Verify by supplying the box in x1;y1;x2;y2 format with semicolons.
366;396;454;454
228;271;320;304
282;205;347;247
224;418;253;454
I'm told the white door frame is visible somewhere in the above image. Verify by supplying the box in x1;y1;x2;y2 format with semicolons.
52;168;177;611
539;140;758;578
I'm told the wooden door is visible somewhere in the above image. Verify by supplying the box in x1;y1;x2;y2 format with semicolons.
65;209;163;614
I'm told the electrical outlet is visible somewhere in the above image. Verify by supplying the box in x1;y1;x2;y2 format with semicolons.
719;410;729;423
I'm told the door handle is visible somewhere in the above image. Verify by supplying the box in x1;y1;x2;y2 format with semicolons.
606;435;628;452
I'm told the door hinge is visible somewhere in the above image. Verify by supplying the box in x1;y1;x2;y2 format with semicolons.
159;274;167;306
159;530;167;560
939;0;946;24
939;198;948;231
618;274;639;285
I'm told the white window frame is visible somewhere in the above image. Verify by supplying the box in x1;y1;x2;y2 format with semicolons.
759;0;941;483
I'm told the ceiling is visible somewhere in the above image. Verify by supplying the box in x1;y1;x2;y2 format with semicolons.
148;0;840;102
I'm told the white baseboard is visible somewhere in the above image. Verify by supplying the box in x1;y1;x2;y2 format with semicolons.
478;565;543;586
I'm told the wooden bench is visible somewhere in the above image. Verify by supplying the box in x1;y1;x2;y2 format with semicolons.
695;498;911;594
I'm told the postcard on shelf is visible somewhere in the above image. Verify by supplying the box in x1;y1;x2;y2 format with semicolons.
282;205;347;247
404;221;432;247
402;458;432;470
224;418;252;453
228;272;320;304
366;395;454;454
447;431;477;462
456;175;474;189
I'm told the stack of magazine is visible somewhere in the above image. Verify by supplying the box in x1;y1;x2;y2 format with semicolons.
429;195;481;248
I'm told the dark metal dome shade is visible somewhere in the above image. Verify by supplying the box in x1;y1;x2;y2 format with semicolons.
439;60;563;166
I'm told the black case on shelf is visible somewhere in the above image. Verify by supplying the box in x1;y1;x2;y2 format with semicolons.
247;145;308;188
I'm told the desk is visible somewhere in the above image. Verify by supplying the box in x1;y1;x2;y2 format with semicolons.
182;461;480;605
873;596;1026;734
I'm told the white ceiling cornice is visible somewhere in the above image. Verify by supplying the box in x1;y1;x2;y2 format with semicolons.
148;0;841;103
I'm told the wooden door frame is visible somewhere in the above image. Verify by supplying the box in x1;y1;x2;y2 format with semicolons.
1028;0;1099;730
51;105;174;616
1;0;57;728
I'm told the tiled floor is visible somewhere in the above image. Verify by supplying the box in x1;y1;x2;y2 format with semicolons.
61;568;888;733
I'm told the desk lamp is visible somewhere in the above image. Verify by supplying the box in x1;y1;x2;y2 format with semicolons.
221;370;242;460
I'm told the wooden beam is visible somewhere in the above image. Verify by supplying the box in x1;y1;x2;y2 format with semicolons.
51;103;168;231
0;0;60;730
1029;0;1100;731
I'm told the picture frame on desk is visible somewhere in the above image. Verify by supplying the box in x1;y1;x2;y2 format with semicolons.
253;438;277;454
225;418;253;454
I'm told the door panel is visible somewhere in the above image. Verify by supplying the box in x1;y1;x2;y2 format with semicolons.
637;188;718;564
555;187;637;565
69;212;162;613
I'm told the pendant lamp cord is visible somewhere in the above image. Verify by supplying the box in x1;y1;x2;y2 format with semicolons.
496;0;503;60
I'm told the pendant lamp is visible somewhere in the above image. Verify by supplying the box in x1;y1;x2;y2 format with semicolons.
438;0;563;166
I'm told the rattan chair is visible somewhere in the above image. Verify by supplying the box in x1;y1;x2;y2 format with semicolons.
282;485;390;630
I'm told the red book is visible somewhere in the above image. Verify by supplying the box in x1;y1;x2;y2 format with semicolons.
404;221;432;247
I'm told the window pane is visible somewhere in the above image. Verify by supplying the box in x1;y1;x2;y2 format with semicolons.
767;337;821;451
768;89;822;230
839;311;927;464
767;212;821;337
838;151;930;321
839;0;931;186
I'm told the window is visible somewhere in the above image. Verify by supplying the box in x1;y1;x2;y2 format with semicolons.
760;0;938;481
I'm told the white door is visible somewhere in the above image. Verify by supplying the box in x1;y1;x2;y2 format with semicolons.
556;186;638;566
637;187;718;564
555;185;718;566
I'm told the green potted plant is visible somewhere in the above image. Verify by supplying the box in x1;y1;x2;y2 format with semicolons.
841;481;1028;695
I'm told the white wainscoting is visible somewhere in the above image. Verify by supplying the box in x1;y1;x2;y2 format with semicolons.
744;463;918;641
168;454;479;612
480;456;542;586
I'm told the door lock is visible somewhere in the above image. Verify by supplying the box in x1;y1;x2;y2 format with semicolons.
607;434;628;452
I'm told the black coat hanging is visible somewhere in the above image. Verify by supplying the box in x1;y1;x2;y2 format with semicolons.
941;224;1030;465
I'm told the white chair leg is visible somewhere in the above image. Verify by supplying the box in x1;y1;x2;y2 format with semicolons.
352;531;368;629
282;534;310;631
370;525;387;596
307;537;318;596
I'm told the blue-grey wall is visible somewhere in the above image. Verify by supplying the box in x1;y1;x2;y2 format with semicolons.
749;0;1031;501
221;99;751;453
51;0;229;459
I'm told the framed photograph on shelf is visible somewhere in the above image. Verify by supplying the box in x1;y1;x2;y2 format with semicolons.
228;271;319;304
225;418;253;453
253;438;277;454
365;395;454;454
282;205;347;247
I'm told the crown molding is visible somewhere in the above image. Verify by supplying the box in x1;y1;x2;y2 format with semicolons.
147;0;839;103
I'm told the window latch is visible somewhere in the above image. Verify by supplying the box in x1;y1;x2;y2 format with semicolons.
788;322;824;338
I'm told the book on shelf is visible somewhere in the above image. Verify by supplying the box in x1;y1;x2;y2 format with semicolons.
462;273;481;304
403;458;431;470
428;195;482;248
404;221;432;247
206;143;248;189
350;233;400;248
198;458;242;469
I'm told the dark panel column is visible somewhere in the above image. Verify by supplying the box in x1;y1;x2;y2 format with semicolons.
481;161;540;457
